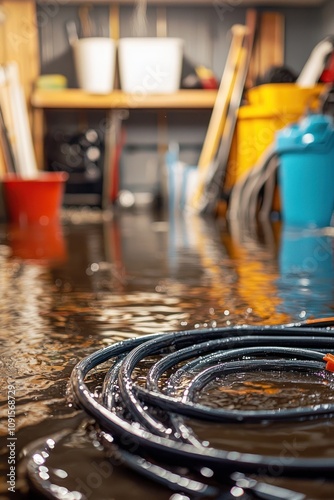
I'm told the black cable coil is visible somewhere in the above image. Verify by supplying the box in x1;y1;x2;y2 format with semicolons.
69;323;334;499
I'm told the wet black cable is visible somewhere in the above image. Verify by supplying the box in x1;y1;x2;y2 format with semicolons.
70;324;334;499
183;359;326;405
122;335;334;423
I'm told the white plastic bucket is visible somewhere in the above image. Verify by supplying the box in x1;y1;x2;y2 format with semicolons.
73;37;116;94
118;38;184;94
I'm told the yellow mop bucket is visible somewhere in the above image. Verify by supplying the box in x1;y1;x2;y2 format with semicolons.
231;83;325;182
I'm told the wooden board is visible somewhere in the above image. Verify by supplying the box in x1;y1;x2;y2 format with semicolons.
31;89;218;109
190;10;257;214
0;0;39;127
245;9;260;88
248;11;285;85
196;24;248;176
0;1;39;101
109;4;120;39
259;12;285;78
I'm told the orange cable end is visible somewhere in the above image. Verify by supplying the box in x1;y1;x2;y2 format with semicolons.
323;353;334;372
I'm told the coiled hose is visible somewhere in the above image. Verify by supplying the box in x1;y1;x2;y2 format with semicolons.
70;322;334;499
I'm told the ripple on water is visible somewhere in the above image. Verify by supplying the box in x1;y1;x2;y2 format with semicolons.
1;218;334;500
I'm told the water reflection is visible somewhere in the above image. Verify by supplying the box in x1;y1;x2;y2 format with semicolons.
6;222;67;264
224;217;289;324
277;225;334;319
0;211;334;499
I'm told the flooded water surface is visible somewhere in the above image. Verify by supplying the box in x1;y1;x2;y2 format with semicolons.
1;211;334;499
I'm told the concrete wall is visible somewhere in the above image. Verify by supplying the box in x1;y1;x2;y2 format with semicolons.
283;6;322;74
321;0;334;38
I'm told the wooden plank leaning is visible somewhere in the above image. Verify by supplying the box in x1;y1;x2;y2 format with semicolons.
189;15;256;214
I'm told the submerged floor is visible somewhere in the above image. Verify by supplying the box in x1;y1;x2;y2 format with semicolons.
1;209;334;499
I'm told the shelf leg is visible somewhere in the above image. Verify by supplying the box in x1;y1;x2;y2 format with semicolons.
32;107;45;170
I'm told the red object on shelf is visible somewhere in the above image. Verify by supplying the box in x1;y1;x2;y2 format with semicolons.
320;51;334;82
3;171;68;225
201;78;219;90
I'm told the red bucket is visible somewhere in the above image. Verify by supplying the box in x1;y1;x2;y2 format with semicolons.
3;172;68;225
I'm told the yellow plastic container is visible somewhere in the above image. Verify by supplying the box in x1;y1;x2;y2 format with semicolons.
246;83;323;108
231;83;325;182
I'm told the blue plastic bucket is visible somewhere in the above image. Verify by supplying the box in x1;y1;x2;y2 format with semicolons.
276;114;334;227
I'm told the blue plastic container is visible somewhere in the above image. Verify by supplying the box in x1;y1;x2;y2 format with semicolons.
276;114;334;227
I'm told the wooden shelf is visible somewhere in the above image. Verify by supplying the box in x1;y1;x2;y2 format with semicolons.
31;88;218;110
35;0;326;5
31;88;217;174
